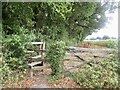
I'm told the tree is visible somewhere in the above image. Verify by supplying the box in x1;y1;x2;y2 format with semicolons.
111;37;117;39
2;2;116;42
96;37;101;40
90;37;96;40
102;35;110;40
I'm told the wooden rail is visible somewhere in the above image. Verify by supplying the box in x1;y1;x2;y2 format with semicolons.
65;46;116;53
64;46;115;72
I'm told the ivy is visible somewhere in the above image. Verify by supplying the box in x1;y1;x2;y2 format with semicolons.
46;41;65;77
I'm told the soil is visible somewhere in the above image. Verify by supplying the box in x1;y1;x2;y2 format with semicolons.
48;77;80;88
29;68;52;88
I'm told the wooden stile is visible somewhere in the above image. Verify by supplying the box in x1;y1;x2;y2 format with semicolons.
27;41;46;78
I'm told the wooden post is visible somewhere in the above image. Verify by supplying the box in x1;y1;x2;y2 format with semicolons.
30;69;33;78
42;41;45;59
39;40;42;55
43;41;45;50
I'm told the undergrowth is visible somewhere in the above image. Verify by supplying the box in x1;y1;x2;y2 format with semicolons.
72;54;119;88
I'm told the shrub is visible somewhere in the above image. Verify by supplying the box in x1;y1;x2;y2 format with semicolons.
0;60;12;83
46;41;65;77
106;40;118;49
2;27;36;72
4;58;26;71
3;27;36;59
1;58;27;85
102;35;110;40
73;54;119;88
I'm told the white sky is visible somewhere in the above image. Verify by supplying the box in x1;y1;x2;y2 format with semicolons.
86;3;118;39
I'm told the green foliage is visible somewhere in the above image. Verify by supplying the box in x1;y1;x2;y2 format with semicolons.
48;75;60;82
1;58;26;85
3;27;36;59
4;58;26;71
73;54;119;88
103;35;110;40
105;40;118;49
2;2;115;42
0;24;2;44
2;27;36;73
46;41;65;77
0;59;12;82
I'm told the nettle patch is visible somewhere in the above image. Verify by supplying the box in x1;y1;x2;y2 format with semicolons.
73;54;119;88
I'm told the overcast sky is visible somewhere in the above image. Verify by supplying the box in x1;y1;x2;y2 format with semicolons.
86;2;118;39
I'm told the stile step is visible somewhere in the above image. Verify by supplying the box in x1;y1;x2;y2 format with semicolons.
28;61;42;67
31;55;42;59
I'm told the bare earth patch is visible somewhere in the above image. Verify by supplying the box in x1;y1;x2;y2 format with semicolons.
49;77;80;88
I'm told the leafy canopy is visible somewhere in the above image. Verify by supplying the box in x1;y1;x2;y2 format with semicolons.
2;2;116;41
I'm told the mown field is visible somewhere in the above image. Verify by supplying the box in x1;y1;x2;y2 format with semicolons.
79;39;118;49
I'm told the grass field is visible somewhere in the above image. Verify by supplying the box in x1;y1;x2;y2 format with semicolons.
79;39;118;49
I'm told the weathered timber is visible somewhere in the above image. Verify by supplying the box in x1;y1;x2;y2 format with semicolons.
66;52;110;58
26;51;34;53
31;42;44;45
34;49;46;52
65;46;116;53
64;64;80;67
27;41;46;78
68;49;93;66
64;58;83;62
64;62;91;71
31;65;49;70
28;61;43;67
64;66;80;71
31;55;42;59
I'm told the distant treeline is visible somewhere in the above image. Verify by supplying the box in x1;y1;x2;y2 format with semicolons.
87;35;117;40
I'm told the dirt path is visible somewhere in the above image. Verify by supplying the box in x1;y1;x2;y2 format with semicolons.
30;77;49;88
29;69;52;88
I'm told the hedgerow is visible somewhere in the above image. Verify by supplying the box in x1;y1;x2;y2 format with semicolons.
46;41;65;78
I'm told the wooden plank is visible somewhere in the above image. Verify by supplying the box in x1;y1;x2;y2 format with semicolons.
31;42;44;45
65;62;90;71
64;64;80;67
65;46;116;53
28;61;42;67
35;49;46;52
31;65;51;70
64;58;84;62
64;63;83;71
42;41;45;50
26;51;34;53
66;52;110;59
31;55;42;59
